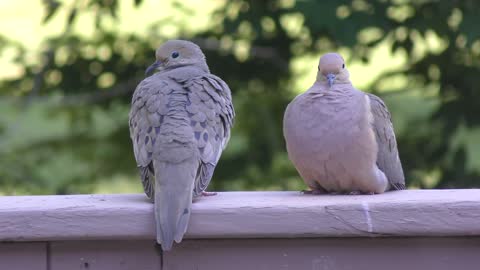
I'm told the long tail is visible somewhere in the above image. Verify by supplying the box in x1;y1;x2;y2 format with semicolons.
153;158;197;251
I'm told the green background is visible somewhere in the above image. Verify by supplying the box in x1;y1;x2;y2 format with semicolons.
0;0;479;195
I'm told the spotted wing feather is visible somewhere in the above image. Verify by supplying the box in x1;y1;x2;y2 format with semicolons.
129;76;171;199
183;74;234;196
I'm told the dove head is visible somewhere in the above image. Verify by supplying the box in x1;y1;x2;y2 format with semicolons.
316;53;350;88
145;40;209;76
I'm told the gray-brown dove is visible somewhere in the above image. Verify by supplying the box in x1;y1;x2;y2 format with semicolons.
283;53;405;194
129;40;234;251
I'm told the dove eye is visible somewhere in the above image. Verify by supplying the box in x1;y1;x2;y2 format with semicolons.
171;51;179;58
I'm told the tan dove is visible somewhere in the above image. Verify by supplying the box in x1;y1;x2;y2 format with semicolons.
129;40;234;250
283;53;405;194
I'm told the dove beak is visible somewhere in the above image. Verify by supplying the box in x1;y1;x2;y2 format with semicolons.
326;73;336;88
145;60;161;76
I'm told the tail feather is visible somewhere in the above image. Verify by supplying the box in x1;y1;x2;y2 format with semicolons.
154;159;197;251
174;207;191;242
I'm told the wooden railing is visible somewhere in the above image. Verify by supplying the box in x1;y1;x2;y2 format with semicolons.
1;190;480;270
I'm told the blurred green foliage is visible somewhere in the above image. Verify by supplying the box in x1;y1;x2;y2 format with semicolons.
1;0;479;194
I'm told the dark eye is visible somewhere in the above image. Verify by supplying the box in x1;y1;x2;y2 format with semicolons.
342;63;345;69
171;51;179;58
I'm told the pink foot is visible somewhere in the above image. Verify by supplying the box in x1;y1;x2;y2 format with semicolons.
202;191;217;196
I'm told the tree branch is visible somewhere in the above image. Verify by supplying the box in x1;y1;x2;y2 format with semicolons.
191;38;290;71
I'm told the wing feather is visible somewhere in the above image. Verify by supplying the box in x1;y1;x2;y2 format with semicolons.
367;93;406;190
184;74;234;196
129;77;170;199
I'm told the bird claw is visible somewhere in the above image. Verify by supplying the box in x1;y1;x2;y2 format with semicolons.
202;191;217;196
302;189;327;195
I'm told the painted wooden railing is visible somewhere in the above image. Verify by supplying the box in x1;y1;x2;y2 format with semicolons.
1;190;480;270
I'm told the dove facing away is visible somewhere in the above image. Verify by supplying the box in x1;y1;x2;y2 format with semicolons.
283;53;405;194
129;40;234;250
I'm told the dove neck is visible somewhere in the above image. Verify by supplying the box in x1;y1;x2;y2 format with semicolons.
312;80;353;92
196;61;210;73
163;61;210;74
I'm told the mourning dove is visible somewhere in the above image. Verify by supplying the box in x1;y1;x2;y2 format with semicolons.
283;53;405;194
129;40;234;250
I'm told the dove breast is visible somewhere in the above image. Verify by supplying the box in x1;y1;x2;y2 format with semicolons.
283;83;381;193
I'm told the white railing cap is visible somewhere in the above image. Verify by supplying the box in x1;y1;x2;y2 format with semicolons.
1;190;479;241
